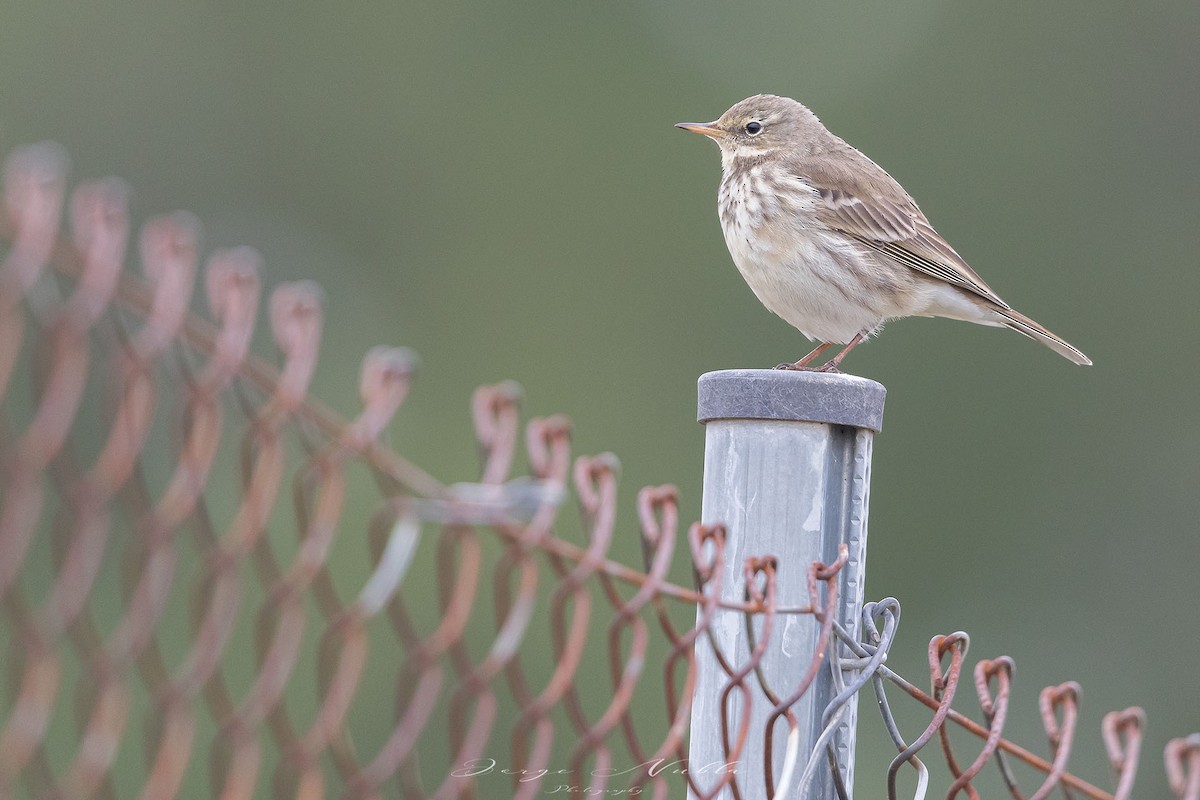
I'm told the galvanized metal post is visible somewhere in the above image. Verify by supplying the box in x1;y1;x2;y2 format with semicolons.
688;369;885;799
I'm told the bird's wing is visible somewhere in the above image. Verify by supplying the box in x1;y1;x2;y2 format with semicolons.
808;167;1009;309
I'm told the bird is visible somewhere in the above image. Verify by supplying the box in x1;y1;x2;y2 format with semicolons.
676;94;1091;370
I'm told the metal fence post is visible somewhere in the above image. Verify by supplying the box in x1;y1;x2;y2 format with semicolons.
688;369;885;799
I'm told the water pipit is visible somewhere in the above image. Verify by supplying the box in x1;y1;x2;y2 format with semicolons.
677;94;1090;370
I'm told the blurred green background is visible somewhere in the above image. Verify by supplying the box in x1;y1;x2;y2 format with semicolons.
2;1;1197;796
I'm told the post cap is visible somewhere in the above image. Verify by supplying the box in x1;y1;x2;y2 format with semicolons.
698;369;886;432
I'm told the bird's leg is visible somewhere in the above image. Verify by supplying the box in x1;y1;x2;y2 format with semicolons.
815;331;868;372
776;342;834;371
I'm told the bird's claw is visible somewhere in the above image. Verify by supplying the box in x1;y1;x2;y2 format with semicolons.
773;360;841;372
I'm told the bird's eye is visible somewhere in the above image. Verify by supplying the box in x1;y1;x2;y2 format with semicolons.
745;121;763;136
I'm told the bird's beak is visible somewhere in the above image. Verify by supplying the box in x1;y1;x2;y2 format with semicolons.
675;121;726;139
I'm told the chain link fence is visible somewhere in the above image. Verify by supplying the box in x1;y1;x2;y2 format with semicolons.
1;143;1197;799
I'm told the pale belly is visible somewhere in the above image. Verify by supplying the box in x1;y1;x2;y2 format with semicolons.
723;225;890;343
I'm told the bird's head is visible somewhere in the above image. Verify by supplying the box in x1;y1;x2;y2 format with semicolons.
676;94;821;158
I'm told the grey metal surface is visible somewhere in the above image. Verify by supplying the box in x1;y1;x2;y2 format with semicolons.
697;369;886;432
689;370;882;799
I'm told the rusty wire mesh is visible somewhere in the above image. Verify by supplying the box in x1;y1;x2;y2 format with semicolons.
1;143;1197;799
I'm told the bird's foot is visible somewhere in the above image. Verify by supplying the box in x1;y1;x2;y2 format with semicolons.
777;342;836;371
773;358;842;372
773;336;865;372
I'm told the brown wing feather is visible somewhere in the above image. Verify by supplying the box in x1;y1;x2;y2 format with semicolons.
801;147;1009;309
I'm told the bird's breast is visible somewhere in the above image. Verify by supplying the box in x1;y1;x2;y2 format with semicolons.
717;165;820;269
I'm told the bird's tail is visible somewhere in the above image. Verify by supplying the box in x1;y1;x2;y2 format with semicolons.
993;307;1092;365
